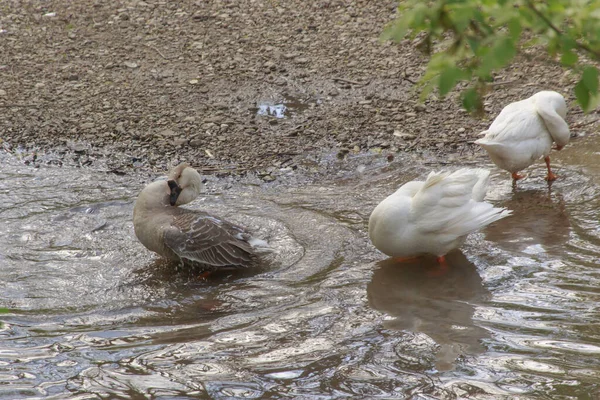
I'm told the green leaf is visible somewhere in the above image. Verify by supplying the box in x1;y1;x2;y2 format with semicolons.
575;79;590;110
381;16;411;42
461;87;480;113
0;308;8;314
467;37;481;53
582;66;599;94
560;50;578;66
493;38;517;66
439;66;465;96
508;18;522;40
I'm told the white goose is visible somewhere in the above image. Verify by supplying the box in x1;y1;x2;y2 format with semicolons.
475;90;570;181
368;169;511;263
133;163;265;269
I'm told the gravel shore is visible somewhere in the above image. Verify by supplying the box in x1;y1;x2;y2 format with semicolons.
0;0;592;179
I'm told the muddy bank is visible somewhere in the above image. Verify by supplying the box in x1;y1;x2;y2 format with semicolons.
0;0;596;178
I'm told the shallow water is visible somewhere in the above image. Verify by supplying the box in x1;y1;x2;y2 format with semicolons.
255;95;313;119
1;137;600;398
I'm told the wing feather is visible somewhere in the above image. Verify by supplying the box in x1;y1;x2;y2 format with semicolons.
164;211;256;268
411;169;510;236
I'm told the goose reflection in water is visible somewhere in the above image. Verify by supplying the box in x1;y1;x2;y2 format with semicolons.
367;251;490;371
484;189;570;255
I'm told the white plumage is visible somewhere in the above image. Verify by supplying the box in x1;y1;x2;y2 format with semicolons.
475;90;570;181
368;169;511;259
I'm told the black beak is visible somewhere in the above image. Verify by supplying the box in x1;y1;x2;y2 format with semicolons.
167;180;182;206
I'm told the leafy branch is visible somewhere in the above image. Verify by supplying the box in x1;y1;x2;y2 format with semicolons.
382;0;600;113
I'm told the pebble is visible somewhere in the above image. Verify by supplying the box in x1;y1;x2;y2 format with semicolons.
0;89;6;96
189;79;199;85
80;122;95;129
124;61;138;69
158;129;176;137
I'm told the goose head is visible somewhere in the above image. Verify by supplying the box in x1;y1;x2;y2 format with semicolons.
167;163;202;206
535;90;567;119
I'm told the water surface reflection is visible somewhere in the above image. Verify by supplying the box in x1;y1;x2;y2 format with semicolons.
368;252;490;371
2;142;600;398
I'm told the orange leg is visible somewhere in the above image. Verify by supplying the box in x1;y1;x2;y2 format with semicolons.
544;156;558;181
511;172;525;181
552;144;564;151
197;271;212;280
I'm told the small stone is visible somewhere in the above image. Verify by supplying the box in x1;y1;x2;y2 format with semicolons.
124;61;138;69
189;79;199;85
414;104;426;112
43;12;56;17
264;61;276;70
80;122;95;129
0;89;6;96
457;127;465;133
294;57;309;64
405;112;417;118
190;139;203;147
262;174;276;182
35;82;45;89
173;138;188;146
158;129;176;137
268;119;278;125
67;141;87;153
358;100;372;105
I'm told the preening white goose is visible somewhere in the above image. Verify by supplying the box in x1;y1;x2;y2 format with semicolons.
133;163;266;269
475;90;570;181
368;169;511;263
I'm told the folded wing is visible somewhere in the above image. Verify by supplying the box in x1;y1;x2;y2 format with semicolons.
410;169;511;237
164;211;256;268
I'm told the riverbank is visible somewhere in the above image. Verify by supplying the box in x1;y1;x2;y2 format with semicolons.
0;0;593;179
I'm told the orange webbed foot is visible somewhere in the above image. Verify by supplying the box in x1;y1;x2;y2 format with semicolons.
197;271;212;280
545;172;558;181
511;172;526;181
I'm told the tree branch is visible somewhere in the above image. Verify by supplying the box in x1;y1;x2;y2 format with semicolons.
526;0;600;60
